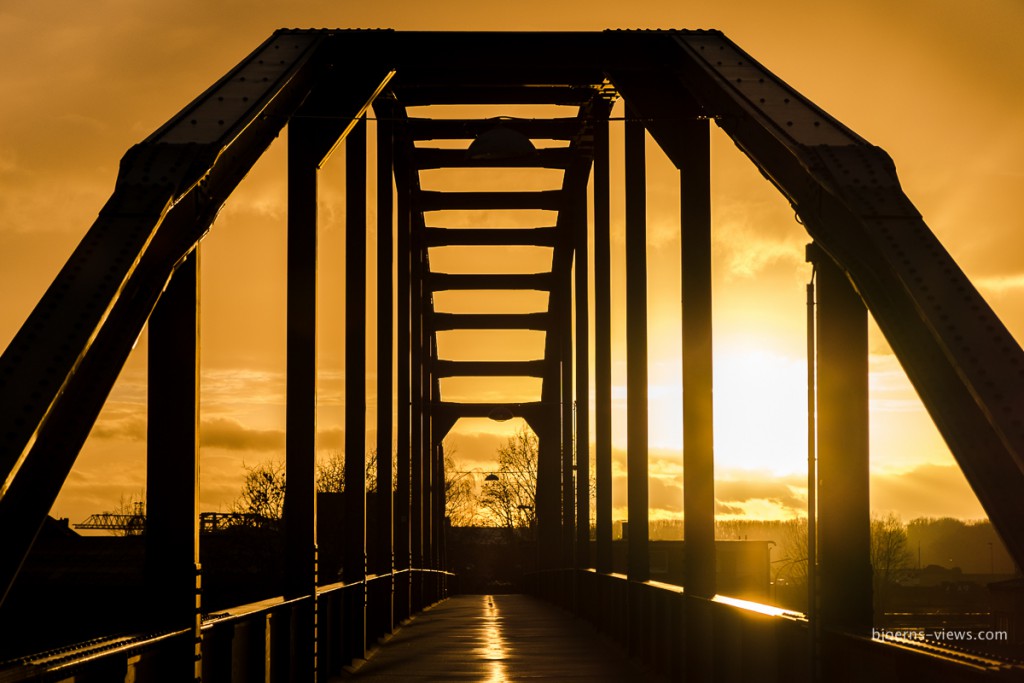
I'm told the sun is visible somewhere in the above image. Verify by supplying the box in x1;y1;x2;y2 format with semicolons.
713;346;808;476
629;344;809;477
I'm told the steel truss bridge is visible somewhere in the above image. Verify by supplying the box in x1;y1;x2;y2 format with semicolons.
1;29;1022;682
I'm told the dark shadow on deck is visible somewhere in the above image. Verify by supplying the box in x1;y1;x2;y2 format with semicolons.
341;594;666;681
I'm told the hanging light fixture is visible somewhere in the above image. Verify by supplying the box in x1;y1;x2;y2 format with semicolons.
487;406;515;422
466;119;537;161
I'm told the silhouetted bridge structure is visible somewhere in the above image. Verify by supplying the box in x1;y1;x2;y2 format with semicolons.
1;29;1023;681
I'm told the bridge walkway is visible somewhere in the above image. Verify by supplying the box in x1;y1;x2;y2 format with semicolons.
340;594;666;682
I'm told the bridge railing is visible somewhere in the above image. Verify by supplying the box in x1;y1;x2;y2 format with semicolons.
526;569;1020;683
0;568;454;682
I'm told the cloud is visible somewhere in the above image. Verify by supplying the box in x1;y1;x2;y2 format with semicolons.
871;462;986;520
90;415;146;441
200;417;284;452
714;472;807;520
975;273;1024;295
317;427;345;452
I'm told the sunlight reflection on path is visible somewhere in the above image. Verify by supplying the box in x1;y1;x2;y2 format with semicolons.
478;594;508;682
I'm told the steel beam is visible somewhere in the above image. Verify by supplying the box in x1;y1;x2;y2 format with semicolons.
593;118;613;576
813;248;873;636
423;227;560;247
679;117;716;683
624;112;649;583
145;249;200;679
394;117;413;624
395;85;599;106
432;360;546;378
284;116;322;680
561;263;575;568
533;411;562;571
343;116;368;659
410;213;425;610
574;173;591;568
375;114;395;633
680;118;716;599
0;31;332;608
434;401;545;422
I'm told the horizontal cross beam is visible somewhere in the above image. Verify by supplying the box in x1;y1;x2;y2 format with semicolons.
433;359;546;377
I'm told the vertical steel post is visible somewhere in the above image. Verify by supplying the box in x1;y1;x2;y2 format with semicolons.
561;264;575;569
806;268;820;682
812;247;872;637
343;116;368;660
680;117;715;682
146;250;200;681
680;118;715;599
394;125;412;624
375;116;395;634
535;412;562;571
410;213;424;611
624;112;649;584
575;177;591;568
425;336;435;578
593;118;613;575
284;118;319;679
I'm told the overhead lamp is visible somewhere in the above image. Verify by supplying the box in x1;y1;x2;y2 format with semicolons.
484;473;500;482
487;406;515;422
466;120;537;161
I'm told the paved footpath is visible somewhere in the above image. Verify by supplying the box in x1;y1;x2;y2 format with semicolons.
341;594;667;681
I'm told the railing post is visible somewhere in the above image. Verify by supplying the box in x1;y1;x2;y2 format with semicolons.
593;117;613;576
344;115;368;662
680;116;716;682
811;245;873;639
146;248;201;681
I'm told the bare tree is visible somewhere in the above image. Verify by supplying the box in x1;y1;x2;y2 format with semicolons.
776;518;809;586
444;443;478;527
109;491;147;536
872;512;913;615
478;426;538;535
233;459;286;522
315;449;382;494
316;451;345;494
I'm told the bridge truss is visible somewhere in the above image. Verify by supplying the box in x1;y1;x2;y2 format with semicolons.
1;29;1022;681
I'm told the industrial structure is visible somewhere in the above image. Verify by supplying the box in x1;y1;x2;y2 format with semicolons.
0;29;1022;681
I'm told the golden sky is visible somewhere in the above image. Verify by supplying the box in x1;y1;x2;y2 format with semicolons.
2;1;1023;526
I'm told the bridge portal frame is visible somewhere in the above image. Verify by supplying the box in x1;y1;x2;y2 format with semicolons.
0;28;1022;682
